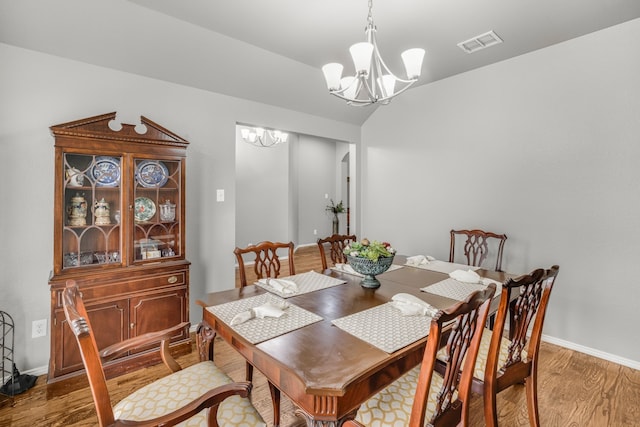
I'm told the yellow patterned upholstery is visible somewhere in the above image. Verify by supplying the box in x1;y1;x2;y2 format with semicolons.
113;361;266;426
354;364;457;426
472;328;527;379
436;328;527;380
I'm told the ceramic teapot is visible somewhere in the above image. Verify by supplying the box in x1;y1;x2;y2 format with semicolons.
65;167;85;187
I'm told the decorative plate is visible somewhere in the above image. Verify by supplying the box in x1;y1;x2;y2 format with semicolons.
91;156;120;187
134;197;156;222
135;160;169;188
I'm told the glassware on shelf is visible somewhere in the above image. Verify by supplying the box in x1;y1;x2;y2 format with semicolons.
159;199;176;221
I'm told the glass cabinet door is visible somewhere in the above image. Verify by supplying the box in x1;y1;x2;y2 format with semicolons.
132;158;181;262
62;153;122;269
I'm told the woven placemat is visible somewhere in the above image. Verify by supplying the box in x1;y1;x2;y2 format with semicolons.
421;278;502;301
332;303;431;353
207;294;323;344
256;270;347;298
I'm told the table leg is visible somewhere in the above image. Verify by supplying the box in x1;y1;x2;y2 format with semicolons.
269;381;281;427
295;408;358;427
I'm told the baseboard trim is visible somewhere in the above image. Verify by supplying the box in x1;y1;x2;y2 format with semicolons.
542;334;640;370
21;365;48;378
295;243;317;249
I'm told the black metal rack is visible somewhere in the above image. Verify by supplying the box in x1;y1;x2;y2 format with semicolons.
1;311;37;396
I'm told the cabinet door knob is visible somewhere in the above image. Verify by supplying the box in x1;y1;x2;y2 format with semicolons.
168;275;178;284
130;323;135;329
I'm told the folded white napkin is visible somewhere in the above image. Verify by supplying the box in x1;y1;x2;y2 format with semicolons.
406;255;436;267
390;293;438;317
230;300;290;326
449;269;482;283
258;277;298;294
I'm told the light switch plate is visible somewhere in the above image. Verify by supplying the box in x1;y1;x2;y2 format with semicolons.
216;189;224;202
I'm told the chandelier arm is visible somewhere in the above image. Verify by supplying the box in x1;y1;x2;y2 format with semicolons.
371;80;418;104
371;42;414;84
359;73;379;103
328;90;377;106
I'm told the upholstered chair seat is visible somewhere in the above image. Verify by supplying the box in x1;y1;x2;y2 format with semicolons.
436;329;525;380
113;360;266;426
354;365;456;426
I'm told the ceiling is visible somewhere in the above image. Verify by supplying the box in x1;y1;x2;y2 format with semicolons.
2;0;640;125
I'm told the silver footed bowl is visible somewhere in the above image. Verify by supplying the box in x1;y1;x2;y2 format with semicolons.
345;254;395;289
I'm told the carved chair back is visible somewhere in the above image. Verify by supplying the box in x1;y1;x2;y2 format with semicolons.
449;229;507;271
234;240;295;287
317;233;357;270
412;283;496;426
476;265;560;427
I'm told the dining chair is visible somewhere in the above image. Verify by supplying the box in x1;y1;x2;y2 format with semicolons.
345;283;496;427
233;240;295;427
62;280;266;427
234;240;295;288
316;233;357;270
449;229;507;272
471;265;560;427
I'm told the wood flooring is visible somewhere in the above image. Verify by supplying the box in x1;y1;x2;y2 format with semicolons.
2;245;639;426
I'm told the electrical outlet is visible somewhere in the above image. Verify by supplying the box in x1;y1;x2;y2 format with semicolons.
216;189;224;202
32;319;47;338
313;229;317;235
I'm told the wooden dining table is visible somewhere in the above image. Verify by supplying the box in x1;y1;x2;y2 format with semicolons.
196;257;512;427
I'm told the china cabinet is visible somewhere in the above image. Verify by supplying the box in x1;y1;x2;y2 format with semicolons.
48;112;190;382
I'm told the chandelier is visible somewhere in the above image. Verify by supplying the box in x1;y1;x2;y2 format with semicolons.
240;127;289;148
321;0;425;106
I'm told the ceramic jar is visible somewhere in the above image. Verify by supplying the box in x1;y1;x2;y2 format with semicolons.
67;193;87;226
94;198;111;225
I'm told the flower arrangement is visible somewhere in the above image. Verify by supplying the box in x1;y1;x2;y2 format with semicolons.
343;238;396;262
326;199;345;214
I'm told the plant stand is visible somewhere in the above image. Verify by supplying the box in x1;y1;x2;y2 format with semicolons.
0;311;37;396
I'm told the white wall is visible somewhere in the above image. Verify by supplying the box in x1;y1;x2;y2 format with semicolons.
235;132;349;249
235;127;290;248
361;19;640;363
0;43;359;372
297;135;340;245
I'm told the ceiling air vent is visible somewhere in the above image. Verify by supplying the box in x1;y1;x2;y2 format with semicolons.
457;31;503;53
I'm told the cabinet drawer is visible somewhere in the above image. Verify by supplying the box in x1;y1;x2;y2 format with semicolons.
127;271;186;292
54;270;187;307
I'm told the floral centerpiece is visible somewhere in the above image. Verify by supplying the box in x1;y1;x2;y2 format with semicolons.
343;239;396;288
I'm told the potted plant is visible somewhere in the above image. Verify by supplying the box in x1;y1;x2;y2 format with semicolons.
343;239;396;288
326;199;345;234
